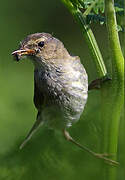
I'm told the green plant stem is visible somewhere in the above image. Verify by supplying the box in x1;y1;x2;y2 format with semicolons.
123;1;125;57
102;0;124;180
61;0;107;77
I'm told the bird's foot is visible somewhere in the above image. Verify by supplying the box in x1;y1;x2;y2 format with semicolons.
88;75;111;90
94;153;119;166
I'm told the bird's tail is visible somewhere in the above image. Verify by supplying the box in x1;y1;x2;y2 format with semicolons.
19;112;44;149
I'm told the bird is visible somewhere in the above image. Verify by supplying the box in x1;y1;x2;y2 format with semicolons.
12;33;118;165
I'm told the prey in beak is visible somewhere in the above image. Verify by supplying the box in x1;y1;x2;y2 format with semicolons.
12;49;35;61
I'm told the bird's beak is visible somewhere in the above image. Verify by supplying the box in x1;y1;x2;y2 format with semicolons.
12;49;35;61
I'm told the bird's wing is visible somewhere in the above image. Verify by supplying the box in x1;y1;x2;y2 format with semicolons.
33;70;44;111
19;71;44;149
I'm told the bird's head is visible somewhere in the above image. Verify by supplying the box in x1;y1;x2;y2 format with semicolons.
12;33;70;66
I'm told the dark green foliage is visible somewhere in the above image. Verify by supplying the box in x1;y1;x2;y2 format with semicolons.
68;0;124;31
86;14;105;25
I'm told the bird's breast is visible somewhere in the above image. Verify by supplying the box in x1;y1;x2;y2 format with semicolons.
34;59;88;129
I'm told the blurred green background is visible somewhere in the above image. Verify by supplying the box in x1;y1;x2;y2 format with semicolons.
0;0;124;180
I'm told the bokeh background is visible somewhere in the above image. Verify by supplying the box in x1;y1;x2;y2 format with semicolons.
0;0;124;180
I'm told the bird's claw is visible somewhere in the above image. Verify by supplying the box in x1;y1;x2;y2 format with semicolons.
94;153;119;166
88;75;112;90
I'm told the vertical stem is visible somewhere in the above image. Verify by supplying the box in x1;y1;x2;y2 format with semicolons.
102;0;124;180
123;0;125;57
61;0;107;77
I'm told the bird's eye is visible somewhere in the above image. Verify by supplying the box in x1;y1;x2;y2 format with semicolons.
38;41;44;47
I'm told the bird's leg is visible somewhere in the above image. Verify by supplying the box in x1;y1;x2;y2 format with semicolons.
88;76;111;90
19;112;44;149
63;129;119;165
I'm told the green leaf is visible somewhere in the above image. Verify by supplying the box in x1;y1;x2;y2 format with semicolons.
117;25;123;32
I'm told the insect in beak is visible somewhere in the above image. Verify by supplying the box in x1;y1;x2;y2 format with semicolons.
12;49;35;61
